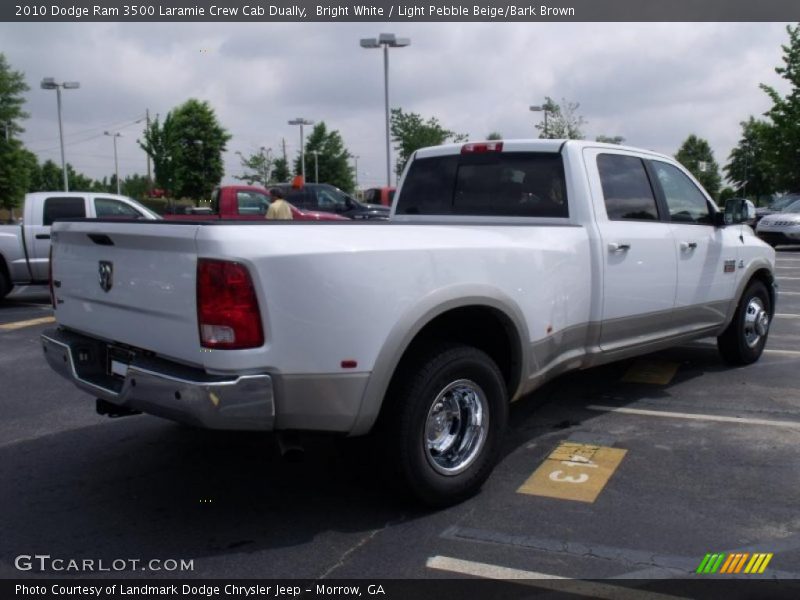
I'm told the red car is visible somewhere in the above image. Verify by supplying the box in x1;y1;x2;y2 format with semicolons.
162;185;348;221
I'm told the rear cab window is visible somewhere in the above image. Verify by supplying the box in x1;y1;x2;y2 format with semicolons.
43;197;86;225
396;151;568;218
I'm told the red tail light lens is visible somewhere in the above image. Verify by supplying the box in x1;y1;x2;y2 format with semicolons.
197;259;264;349
461;141;503;154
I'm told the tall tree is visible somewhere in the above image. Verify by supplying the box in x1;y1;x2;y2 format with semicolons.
486;131;503;140
390;108;467;176
536;97;586;140
271;157;290;183
139;113;174;192
139;99;231;199
675;134;722;199
0;53;32;214
724;117;777;202
293;122;355;192
236;148;273;187
761;24;800;192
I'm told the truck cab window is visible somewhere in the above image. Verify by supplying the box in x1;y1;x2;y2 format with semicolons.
597;154;659;221
43;197;86;225
95;198;144;218
651;161;712;225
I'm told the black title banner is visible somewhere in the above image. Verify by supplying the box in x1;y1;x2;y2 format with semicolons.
4;0;800;22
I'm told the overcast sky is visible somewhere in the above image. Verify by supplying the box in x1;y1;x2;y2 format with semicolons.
0;22;793;190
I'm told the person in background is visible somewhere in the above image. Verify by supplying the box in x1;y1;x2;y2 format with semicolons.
266;189;293;220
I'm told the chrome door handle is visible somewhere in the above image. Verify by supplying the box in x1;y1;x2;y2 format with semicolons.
608;242;631;253
680;241;698;251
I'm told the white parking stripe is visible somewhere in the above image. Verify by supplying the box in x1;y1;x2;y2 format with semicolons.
777;277;800;280
425;556;685;600
775;313;800;318
587;405;800;428
779;291;800;295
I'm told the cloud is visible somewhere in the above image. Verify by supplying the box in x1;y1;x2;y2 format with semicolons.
1;21;792;189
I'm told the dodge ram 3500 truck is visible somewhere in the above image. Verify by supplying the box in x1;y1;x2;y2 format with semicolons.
0;192;158;299
41;140;774;505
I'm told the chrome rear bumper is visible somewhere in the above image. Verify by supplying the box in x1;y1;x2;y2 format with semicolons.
41;328;274;430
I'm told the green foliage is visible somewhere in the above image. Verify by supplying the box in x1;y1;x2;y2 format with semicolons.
0;54;31;211
486;131;503;140
724;117;777;201
292;122;355;192
675;134;722;199
760;24;800;192
139;99;231;200
235;148;273;186
390;108;468;176
271;157;290;183
718;187;737;205
536;97;586;140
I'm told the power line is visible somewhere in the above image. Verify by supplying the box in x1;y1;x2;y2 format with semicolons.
26;114;147;151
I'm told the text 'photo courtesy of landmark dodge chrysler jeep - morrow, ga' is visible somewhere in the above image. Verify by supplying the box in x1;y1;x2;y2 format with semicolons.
41;139;775;506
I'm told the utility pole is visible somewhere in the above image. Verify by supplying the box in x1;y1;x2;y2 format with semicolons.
145;108;152;190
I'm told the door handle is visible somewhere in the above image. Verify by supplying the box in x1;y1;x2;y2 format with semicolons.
35;234;51;240
680;241;698;251
608;242;631;253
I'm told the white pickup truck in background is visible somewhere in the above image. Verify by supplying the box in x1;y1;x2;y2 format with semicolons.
0;191;158;299
41;139;774;505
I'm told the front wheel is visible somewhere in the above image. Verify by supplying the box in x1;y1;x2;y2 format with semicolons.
0;269;10;300
382;343;508;507
717;280;771;365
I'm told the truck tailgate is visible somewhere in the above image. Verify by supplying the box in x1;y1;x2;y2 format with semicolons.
51;221;203;366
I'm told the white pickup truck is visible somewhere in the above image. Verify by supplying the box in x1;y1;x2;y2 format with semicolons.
0;192;158;299
41;140;774;505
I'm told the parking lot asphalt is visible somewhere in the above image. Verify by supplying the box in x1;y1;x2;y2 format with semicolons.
1;248;799;587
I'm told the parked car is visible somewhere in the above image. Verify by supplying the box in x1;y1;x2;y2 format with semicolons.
362;186;396;207
42;139;773;505
271;182;390;220
161;186;348;222
755;193;800;224
0;191;158;299
756;197;800;247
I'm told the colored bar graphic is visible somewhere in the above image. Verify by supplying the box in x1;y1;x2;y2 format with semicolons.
696;552;773;575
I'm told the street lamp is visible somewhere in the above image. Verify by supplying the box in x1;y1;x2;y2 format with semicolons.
353;155;359;191
41;77;80;191
310;150;319;183
530;104;549;138
360;33;410;188
260;146;272;185
288;118;314;181
104;131;122;195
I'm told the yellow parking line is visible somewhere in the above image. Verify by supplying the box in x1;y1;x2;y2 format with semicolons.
0;316;55;331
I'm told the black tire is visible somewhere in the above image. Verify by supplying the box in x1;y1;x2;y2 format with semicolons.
717;280;771;365
381;342;508;507
0;269;10;300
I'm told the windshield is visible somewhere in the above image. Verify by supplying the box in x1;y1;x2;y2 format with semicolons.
782;198;800;213
771;194;800;210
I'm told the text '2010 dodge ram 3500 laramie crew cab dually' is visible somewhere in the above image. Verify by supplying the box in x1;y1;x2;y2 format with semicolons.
41;140;775;505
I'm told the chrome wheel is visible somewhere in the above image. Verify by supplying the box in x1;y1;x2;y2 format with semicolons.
425;379;489;476
743;297;770;348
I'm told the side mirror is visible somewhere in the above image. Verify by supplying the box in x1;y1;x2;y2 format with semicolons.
722;198;755;226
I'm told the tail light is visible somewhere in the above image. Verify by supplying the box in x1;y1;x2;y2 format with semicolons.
461;141;503;154
48;246;56;310
197;259;264;349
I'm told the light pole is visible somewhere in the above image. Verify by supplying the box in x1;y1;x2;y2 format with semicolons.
360;33;410;188
104;131;122;195
261;146;272;185
530;104;549;138
288;118;314;181
311;150;319;183
41;77;80;191
353;155;359;191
